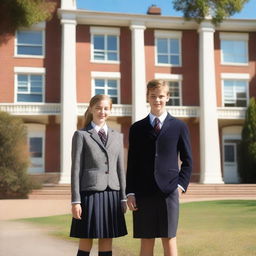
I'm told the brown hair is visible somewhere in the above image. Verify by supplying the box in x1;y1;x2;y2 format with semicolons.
146;79;170;96
83;94;112;128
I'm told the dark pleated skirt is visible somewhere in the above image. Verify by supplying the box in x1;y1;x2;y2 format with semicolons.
70;189;127;239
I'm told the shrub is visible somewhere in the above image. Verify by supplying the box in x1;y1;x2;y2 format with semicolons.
238;97;256;183
0;111;33;198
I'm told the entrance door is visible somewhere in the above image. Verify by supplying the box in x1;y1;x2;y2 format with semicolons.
223;142;239;183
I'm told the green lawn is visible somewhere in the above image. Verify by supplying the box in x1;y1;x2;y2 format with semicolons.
19;200;256;256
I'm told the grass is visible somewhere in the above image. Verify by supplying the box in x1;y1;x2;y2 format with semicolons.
19;200;256;256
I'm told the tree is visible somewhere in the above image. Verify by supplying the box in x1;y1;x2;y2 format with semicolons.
0;0;56;37
172;0;249;25
238;97;256;183
0;111;33;198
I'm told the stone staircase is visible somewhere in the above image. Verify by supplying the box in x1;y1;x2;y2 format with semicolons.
29;183;256;201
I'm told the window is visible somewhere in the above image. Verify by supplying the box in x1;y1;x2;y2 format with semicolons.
14;67;45;103
91;72;121;104
220;33;248;65
166;81;181;106
26;124;45;174
155;73;182;106
155;31;182;66
90;27;120;62
16;30;44;56
223;80;248;107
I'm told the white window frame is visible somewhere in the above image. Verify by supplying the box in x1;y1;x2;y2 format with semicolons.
221;73;250;107
90;27;120;64
14;67;45;103
91;71;121;104
220;32;248;66
154;30;182;67
14;22;45;58
25;123;45;174
155;73;183;106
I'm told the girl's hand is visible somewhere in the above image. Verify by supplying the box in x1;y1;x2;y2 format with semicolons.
121;201;127;214
72;204;82;219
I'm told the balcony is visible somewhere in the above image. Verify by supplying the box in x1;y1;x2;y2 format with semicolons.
0;103;246;120
0;103;60;115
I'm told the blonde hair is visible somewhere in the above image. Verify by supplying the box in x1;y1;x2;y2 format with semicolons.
146;79;170;96
83;94;112;128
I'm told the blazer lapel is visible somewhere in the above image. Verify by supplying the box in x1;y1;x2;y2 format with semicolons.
158;113;174;137
105;128;114;149
86;125;105;148
142;115;157;138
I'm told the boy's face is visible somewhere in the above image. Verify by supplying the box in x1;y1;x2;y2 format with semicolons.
147;86;170;116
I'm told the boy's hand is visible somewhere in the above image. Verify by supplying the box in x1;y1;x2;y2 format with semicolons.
127;195;138;211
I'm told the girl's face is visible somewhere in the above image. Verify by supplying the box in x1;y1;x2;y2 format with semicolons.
90;99;111;126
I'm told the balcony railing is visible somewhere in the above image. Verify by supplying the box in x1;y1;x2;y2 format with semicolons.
0;103;246;120
0;103;61;115
217;107;246;119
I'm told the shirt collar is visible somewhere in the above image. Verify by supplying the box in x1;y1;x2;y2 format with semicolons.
91;121;108;135
149;111;168;126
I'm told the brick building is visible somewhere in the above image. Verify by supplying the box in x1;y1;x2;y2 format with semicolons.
0;0;255;184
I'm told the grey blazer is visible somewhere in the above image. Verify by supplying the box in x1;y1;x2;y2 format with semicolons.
71;124;126;203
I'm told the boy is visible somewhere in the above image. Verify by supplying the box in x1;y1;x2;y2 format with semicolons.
126;79;192;256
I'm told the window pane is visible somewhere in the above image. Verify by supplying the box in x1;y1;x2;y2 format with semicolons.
107;89;117;96
110;97;118;104
107;52;117;61
170;39;179;54
158;55;168;64
170;55;180;65
17;46;43;55
221;40;247;63
224;145;235;162
17;94;42;102
95;79;105;87
157;39;168;53
94;51;105;60
93;35;104;50
30;137;42;158
107;36;117;50
108;80;117;88
95;89;105;95
17;31;42;44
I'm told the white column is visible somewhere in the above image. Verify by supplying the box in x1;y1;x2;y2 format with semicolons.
61;0;76;9
130;23;147;123
198;22;223;184
59;16;77;184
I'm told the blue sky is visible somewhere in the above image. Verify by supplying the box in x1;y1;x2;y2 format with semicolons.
77;0;256;19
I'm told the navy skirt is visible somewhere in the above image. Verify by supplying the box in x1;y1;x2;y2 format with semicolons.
70;189;127;238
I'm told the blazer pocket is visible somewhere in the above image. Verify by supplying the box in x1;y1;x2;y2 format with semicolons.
83;170;98;187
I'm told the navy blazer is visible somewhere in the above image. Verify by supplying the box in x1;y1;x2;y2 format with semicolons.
126;113;192;196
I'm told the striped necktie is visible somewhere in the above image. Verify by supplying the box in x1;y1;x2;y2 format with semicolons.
154;118;161;134
98;128;107;146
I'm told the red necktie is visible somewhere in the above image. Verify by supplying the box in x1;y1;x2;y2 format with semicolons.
154;118;161;133
98;129;107;146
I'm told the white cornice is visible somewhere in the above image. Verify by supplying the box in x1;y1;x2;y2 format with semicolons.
58;8;256;31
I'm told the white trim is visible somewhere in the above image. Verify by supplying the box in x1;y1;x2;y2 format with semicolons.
90;26;120;35
155;73;183;81
14;28;45;58
90;27;120;64
154;30;182;67
14;67;46;74
154;30;182;38
220;32;249;41
221;73;250;80
91;71;121;79
91;72;121;104
14;72;45;103
25;123;46;174
221;78;249;107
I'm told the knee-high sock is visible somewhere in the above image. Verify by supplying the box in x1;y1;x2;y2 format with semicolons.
98;251;112;256
77;249;90;256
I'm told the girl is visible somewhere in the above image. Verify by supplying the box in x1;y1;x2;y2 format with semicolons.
70;94;127;256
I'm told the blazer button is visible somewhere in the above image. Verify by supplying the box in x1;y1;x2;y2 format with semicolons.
105;161;108;164
105;171;109;174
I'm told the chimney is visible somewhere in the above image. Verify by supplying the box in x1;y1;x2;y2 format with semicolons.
147;4;161;15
